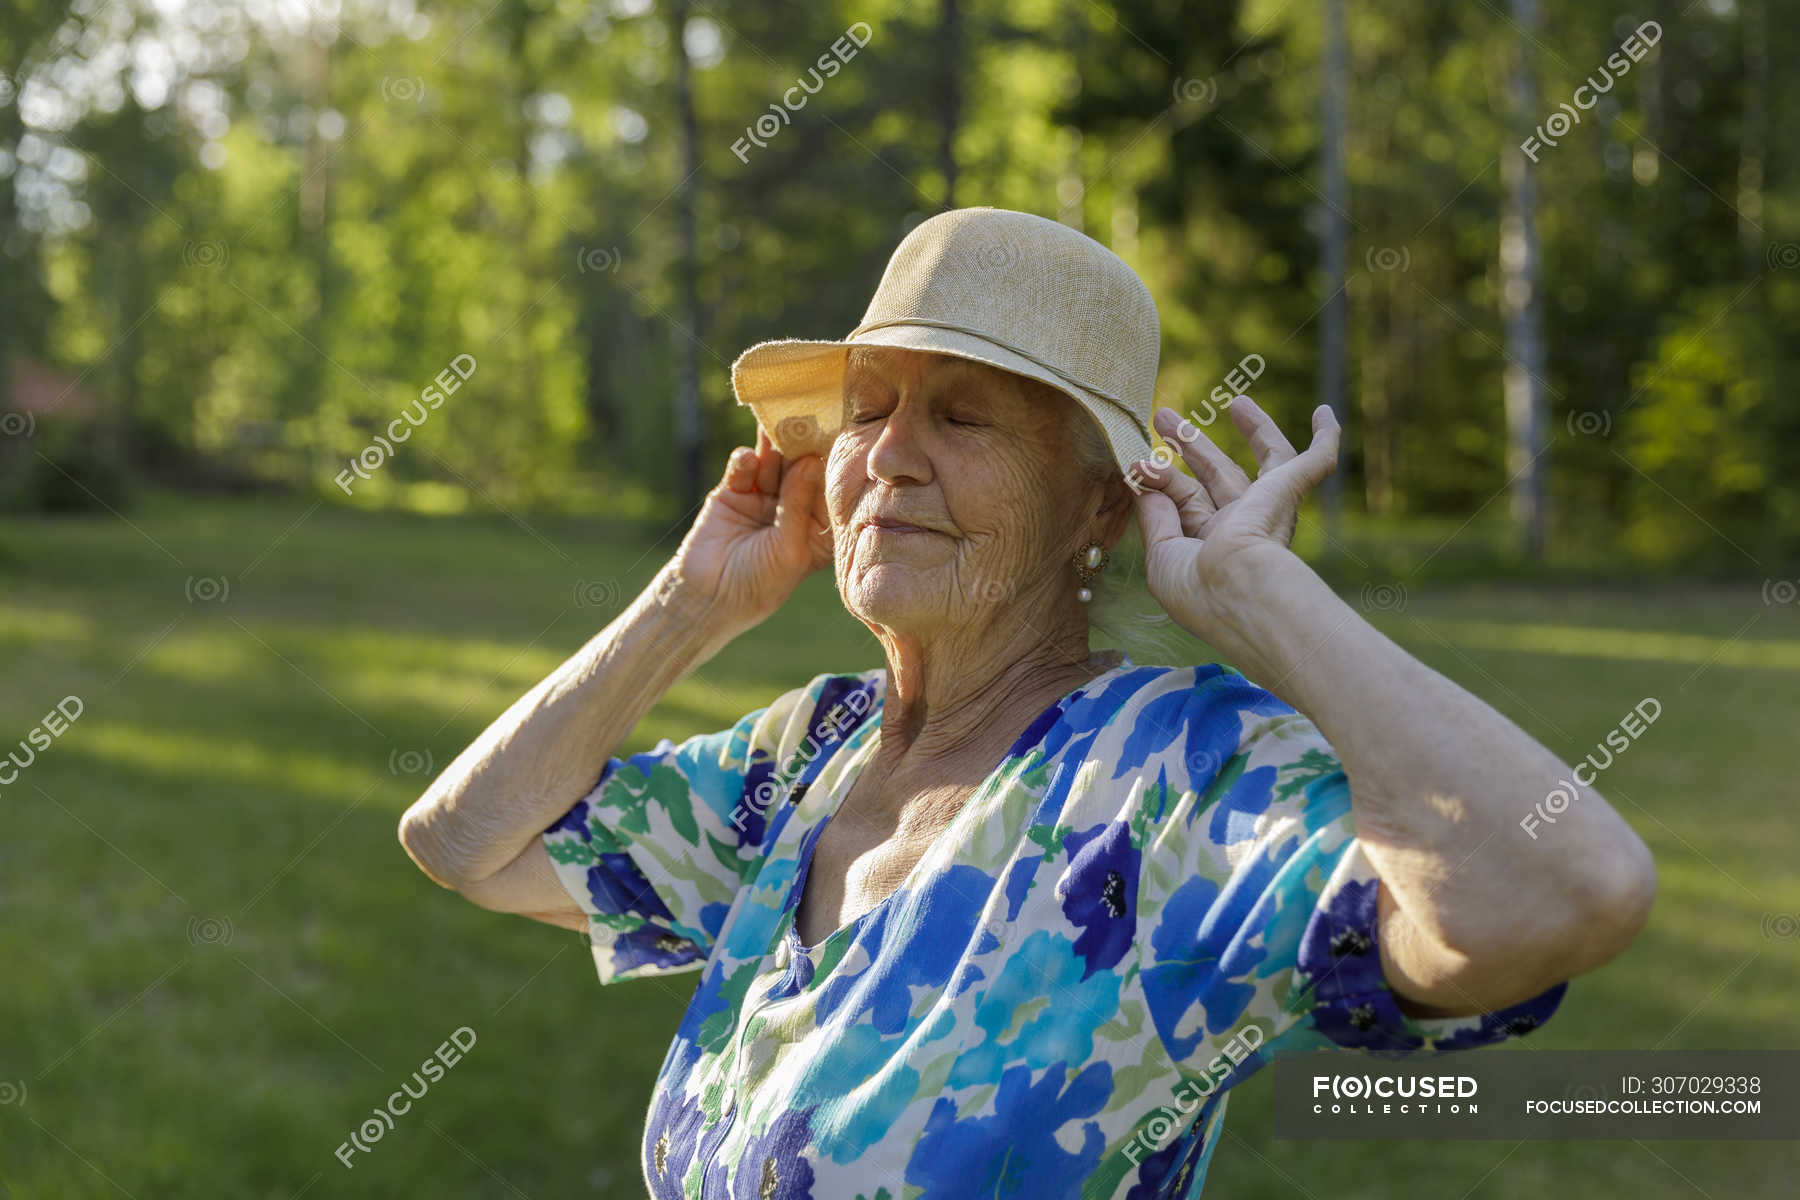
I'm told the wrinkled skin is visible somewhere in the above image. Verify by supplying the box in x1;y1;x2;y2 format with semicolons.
826;345;1133;649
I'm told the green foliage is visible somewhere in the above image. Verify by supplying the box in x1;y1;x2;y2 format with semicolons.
0;0;1794;557
1622;290;1798;567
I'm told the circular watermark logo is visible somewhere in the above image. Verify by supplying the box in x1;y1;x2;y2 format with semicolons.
187;915;234;946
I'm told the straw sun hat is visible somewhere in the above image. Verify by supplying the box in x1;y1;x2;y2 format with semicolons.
729;207;1160;475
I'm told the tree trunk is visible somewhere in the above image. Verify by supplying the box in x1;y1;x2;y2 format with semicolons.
510;0;539;499
669;0;706;511
1740;0;1768;280
1502;0;1549;560
937;0;963;208
300;29;333;479
1317;0;1350;539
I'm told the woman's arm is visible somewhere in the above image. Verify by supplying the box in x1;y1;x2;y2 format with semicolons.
1132;399;1656;1016
397;570;730;917
398;433;831;925
1198;542;1655;1014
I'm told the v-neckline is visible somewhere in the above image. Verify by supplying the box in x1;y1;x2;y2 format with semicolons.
780;652;1133;958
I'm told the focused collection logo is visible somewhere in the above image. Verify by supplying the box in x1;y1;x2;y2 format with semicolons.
1311;1072;1481;1117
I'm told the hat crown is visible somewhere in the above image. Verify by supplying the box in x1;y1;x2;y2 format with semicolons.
853;208;1161;409
729;206;1163;472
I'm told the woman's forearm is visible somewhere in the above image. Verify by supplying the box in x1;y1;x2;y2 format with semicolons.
1203;546;1656;983
398;565;731;888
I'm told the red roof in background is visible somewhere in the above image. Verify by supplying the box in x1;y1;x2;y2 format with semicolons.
9;357;97;418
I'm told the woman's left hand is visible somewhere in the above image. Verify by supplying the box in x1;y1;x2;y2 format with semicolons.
1130;395;1340;644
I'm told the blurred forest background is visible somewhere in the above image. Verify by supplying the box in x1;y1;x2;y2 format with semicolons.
0;0;1794;567
6;2;1800;1198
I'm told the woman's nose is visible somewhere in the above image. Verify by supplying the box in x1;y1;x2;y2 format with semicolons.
866;403;933;486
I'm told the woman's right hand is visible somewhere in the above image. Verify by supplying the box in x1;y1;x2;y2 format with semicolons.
664;428;832;638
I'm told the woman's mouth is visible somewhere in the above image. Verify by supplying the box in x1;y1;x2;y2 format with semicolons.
865;516;934;534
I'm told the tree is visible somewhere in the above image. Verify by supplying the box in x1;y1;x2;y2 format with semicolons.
1502;0;1549;559
1317;0;1350;542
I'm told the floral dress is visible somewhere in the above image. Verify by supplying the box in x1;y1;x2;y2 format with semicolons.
541;657;1565;1199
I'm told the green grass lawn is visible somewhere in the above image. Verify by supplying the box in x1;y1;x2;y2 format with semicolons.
2;493;1796;1198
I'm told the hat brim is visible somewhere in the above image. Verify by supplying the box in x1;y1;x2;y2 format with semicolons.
730;325;1154;474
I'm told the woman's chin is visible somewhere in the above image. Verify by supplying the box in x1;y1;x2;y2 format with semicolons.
842;570;949;633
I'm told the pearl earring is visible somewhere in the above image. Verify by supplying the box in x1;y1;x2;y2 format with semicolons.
1073;541;1109;603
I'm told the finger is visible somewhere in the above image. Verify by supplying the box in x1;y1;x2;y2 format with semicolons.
1225;394;1299;476
754;427;782;495
1130;466;1188;555
1133;453;1217;539
722;446;758;493
1256;405;1342;516
1289;405;1341;489
1152;407;1252;505
772;456;821;546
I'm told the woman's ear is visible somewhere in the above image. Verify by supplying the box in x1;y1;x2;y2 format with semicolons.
1095;471;1136;548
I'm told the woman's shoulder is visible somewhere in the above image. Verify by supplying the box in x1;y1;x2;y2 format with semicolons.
1092;662;1348;867
1084;659;1324;777
735;666;886;765
1099;659;1301;726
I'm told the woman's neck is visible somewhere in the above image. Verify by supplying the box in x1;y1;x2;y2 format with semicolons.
866;610;1115;796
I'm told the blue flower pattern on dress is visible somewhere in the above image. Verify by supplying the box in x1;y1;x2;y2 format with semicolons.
542;660;1566;1197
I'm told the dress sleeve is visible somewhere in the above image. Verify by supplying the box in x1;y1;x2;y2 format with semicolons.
540;670;880;984
1131;666;1566;1073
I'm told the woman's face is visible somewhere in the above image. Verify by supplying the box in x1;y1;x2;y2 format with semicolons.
826;345;1118;636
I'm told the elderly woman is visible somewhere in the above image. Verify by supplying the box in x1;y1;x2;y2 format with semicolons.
399;208;1656;1198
